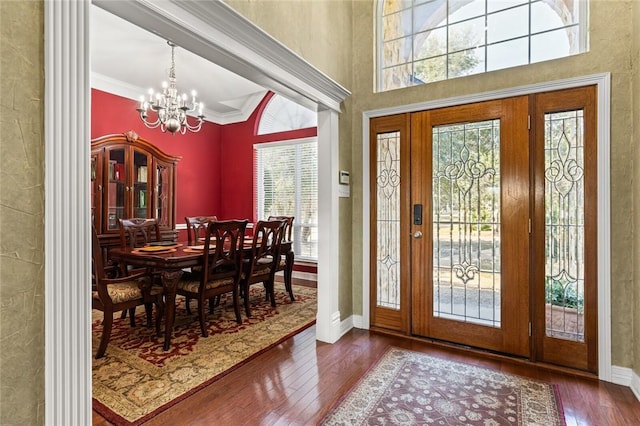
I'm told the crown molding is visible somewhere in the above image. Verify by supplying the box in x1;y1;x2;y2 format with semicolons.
93;0;350;113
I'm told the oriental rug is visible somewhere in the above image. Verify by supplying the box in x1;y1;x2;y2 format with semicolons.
320;347;565;426
92;283;316;425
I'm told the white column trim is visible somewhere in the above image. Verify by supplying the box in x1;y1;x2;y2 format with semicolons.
316;109;342;343
362;73;612;381
44;1;92;425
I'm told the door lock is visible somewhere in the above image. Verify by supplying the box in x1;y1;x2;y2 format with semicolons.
413;231;423;238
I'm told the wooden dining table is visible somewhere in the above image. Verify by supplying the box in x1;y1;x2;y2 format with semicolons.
109;239;294;351
110;243;203;350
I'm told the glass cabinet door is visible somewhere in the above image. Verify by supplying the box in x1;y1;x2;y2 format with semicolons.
154;159;174;228
91;153;101;231
106;147;126;231
132;149;151;219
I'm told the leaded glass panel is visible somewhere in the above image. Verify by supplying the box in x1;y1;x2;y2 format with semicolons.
544;110;585;342
376;131;401;310
432;120;501;327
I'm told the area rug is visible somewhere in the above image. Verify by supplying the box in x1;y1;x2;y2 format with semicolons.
92;283;316;425
320;347;565;426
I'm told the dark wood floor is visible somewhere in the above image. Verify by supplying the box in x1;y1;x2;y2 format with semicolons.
93;323;640;426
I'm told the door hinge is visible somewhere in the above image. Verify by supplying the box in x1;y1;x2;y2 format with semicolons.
529;218;532;234
529;322;532;336
527;114;531;130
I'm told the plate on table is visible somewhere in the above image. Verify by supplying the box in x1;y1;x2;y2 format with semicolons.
187;245;206;250
134;246;175;253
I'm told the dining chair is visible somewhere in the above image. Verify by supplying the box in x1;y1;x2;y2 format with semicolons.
184;215;218;313
185;215;218;245
176;219;248;337
91;225;164;359
119;217;162;249
241;219;285;317
118;217;163;325
267;215;295;301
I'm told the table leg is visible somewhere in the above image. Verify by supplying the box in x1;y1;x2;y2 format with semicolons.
160;269;183;351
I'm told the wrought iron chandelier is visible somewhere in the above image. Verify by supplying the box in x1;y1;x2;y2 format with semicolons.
136;41;205;135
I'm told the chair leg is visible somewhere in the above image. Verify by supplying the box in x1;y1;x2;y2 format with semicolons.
243;282;251;317
144;303;153;327
232;287;242;324
96;311;113;359
208;297;215;314
120;309;128;319
267;279;276;307
128;307;136;327
185;296;192;314
198;297;208;337
285;252;295;301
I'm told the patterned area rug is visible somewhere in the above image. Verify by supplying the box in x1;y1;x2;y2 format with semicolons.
92;283;316;425
320;347;565;426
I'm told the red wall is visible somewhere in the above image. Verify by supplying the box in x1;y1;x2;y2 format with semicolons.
91;88;222;239
219;92;317;221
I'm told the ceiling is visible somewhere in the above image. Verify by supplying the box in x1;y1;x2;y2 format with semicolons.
91;5;268;125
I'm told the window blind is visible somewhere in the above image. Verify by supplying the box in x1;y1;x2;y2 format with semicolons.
255;139;318;260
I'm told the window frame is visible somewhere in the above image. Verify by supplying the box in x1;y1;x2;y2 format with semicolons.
254;137;319;262
376;0;590;92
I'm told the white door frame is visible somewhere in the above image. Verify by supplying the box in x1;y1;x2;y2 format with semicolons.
44;1;349;424
361;73;612;381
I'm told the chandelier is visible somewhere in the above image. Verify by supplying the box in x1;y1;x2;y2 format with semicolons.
136;41;205;135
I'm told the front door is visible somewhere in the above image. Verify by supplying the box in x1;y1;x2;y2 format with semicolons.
411;97;531;357
369;86;598;372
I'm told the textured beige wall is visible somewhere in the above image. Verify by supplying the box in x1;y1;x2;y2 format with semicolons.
349;0;636;367
633;0;640;377
226;0;356;316
0;1;45;425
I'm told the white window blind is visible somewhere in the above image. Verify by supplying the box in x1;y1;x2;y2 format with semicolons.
255;138;318;261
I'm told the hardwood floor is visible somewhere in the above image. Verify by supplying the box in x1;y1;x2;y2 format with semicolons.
93;324;640;425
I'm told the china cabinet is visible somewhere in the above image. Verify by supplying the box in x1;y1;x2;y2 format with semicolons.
91;131;180;249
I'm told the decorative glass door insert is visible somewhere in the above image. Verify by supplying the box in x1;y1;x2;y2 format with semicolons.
544;110;585;342
432;120;501;327
376;130;401;310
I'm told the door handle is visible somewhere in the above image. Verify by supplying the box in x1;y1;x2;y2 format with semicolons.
413;231;423;238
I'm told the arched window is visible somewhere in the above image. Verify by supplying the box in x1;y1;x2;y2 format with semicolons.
257;94;317;134
377;0;589;91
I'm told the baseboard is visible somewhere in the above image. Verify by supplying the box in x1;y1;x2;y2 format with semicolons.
293;271;316;281
339;315;354;338
630;369;640;402
611;365;633;386
275;270;317;282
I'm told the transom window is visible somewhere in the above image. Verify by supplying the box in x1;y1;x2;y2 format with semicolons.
257;94;317;135
377;0;589;91
254;139;318;261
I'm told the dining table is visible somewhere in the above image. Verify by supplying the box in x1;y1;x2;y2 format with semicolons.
109;238;294;351
110;242;203;350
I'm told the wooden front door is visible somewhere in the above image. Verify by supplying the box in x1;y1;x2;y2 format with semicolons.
369;86;598;372
411;97;531;357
